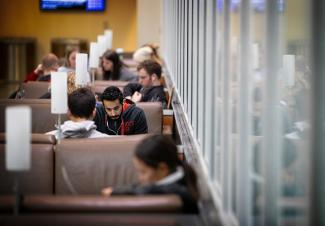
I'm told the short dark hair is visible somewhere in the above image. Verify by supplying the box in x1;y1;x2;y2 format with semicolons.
68;88;96;119
137;59;162;79
101;86;123;104
135;135;180;171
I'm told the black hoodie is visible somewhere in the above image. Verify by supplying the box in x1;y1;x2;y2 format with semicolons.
94;99;148;135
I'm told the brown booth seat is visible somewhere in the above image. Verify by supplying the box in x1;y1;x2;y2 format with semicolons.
20;81;50;99
91;84;124;95
0;99;162;134
0;99;68;134
55;134;148;194
0;194;182;213
91;80;130;94
19;81;130;100
137;102;162;134
0;134;187;215
93;80;130;87
0;134;56;195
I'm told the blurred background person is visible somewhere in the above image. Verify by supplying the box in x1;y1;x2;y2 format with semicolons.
58;47;78;73
96;49;137;81
133;43;163;66
24;53;59;82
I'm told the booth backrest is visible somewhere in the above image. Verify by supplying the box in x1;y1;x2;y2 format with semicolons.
91;85;124;95
0;134;56;194
136;102;162;134
0;99;68;134
91;81;129;94
0;99;162;134
93;80;130;87
21;81;50;99
55;135;148;195
0;194;182;213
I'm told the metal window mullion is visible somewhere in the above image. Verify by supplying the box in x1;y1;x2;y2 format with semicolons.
171;0;173;70
236;0;252;225
204;0;215;175
176;0;180;88
192;0;199;138
221;0;232;213
262;1;281;225
183;0;189;111
169;0;174;77
214;5;222;183
182;0;186;104
179;0;183;100
197;0;206;149
172;0;176;83
311;0;325;225
188;0;193;124
178;0;182;92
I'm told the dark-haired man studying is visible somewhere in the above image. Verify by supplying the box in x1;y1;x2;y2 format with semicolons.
94;86;148;135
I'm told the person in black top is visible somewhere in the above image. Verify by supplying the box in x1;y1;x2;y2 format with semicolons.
123;60;167;108
102;135;199;213
94;86;148;135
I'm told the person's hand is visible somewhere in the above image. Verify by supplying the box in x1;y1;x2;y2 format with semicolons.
95;94;100;102
131;91;142;102
101;187;113;197
34;64;43;74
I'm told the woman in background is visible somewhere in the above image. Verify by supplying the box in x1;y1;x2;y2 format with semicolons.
58;47;78;73
97;49;137;81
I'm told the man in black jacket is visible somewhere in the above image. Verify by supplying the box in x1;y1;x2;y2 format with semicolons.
123;60;167;108
94;86;148;135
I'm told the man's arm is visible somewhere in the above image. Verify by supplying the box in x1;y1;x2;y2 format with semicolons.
123;83;143;98
93;103;107;134
24;64;43;82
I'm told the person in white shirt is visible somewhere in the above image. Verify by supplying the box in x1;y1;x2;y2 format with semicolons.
47;87;109;139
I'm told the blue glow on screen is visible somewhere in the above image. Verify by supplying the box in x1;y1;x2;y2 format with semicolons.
40;0;105;11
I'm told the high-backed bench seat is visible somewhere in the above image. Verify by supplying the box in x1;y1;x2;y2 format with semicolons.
0;134;56;194
0;134;185;215
0;194;182;213
0;99;68;133
20;81;50;99
0;99;162;134
55;134;148;194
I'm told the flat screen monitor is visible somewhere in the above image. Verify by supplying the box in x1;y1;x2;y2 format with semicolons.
40;0;105;12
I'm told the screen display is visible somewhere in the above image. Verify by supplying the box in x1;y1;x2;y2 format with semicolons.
40;0;105;11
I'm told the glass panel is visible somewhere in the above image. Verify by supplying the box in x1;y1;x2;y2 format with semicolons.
279;0;311;225
249;0;312;225
198;0;206;148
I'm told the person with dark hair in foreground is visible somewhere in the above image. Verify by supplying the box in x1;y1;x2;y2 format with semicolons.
46;88;109;139
94;86;148;135
102;135;199;213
